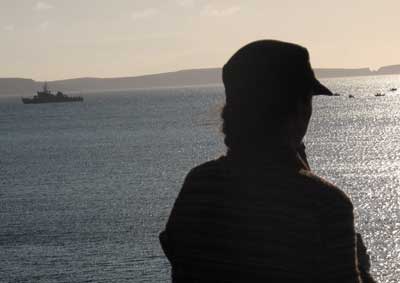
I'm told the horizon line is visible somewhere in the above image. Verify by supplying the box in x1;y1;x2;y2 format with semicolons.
1;64;400;82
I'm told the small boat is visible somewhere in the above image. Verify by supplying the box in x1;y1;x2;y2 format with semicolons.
333;93;340;96
389;88;397;91
375;93;385;97
348;94;355;98
22;82;83;104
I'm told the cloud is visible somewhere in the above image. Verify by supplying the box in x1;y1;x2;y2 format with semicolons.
201;5;241;17
34;1;53;11
37;21;49;31
176;0;195;7
3;25;15;32
131;9;159;20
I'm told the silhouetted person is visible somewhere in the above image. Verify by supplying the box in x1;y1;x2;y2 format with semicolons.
160;40;375;282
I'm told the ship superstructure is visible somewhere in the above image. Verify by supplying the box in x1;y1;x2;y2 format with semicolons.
22;82;83;104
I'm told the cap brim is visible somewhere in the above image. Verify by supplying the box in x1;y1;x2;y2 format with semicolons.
312;79;333;96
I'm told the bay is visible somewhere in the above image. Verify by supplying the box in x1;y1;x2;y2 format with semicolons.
1;75;399;282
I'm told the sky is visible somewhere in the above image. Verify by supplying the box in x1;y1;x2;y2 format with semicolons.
1;0;400;81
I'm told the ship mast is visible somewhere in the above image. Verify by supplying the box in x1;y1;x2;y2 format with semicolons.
43;81;48;93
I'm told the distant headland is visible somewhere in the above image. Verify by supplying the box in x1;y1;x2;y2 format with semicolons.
1;65;400;96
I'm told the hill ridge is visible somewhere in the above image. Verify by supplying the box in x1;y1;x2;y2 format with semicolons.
2;65;400;95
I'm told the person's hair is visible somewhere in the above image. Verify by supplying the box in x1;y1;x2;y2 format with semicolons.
221;83;312;152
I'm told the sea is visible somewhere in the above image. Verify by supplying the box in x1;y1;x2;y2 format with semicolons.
1;75;399;282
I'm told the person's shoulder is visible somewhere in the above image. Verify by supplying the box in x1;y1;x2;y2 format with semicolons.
174;157;228;202
184;156;227;182
299;169;353;209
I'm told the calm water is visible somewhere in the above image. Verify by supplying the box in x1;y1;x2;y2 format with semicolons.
1;76;400;282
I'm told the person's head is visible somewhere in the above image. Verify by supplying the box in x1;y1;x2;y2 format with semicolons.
221;39;331;152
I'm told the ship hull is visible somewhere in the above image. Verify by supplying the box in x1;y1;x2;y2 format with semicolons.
22;97;83;104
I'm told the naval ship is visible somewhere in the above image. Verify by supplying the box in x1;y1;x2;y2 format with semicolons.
22;82;83;104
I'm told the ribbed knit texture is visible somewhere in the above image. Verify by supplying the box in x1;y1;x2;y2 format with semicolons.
160;152;362;282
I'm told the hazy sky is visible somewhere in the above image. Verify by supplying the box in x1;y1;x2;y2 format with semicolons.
2;0;400;80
